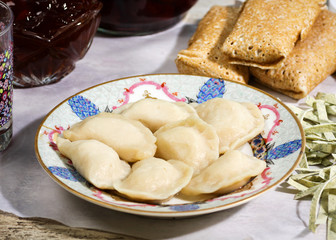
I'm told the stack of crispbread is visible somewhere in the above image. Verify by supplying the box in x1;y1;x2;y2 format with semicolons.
175;0;336;99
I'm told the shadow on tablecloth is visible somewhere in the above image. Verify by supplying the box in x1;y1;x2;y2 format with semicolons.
0;117;251;240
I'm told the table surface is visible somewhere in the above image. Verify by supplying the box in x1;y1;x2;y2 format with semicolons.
1;0;335;239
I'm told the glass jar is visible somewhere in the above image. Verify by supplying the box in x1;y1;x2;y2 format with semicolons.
4;0;102;87
98;0;198;36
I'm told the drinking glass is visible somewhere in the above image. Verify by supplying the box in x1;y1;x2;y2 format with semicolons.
0;1;13;151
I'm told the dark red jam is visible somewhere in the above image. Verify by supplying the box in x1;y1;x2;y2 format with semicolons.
5;0;102;87
99;0;198;36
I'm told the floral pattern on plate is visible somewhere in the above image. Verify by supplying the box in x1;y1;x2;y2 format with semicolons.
35;74;304;217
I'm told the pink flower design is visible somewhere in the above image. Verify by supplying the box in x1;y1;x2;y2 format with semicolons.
111;79;186;110
2;92;7;101
3;80;8;89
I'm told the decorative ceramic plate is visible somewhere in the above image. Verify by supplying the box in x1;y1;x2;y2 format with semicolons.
35;74;305;218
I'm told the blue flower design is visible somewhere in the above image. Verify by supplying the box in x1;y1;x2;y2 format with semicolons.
197;78;226;103
169;204;200;212
49;166;86;182
267;139;302;160
68;95;100;120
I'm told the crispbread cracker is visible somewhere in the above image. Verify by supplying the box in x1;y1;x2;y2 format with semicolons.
175;6;249;84
250;10;336;99
222;0;325;69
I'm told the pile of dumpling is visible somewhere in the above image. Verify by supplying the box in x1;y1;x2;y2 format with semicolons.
56;97;267;203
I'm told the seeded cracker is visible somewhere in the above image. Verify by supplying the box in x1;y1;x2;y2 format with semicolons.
175;6;249;84
250;10;336;99
222;0;324;69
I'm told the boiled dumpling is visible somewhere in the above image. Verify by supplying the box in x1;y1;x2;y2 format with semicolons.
63;112;156;162
154;117;219;176
195;98;264;154
181;150;266;196
56;137;131;190
118;98;198;132
113;157;193;202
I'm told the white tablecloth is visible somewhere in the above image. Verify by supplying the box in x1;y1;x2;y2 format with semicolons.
1;1;335;239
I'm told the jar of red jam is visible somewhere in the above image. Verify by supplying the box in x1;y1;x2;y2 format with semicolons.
5;0;102;87
98;0;198;36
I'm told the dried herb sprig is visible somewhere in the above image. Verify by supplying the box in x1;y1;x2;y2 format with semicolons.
287;92;336;238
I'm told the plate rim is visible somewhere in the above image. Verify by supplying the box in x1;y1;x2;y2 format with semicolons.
34;73;306;218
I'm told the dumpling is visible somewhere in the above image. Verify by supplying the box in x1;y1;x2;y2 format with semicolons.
181;150;266;196
63;112;156;162
118;98;198;132
56;137;131;190
154;117;219;176
195;98;264;154
113;157;193;202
